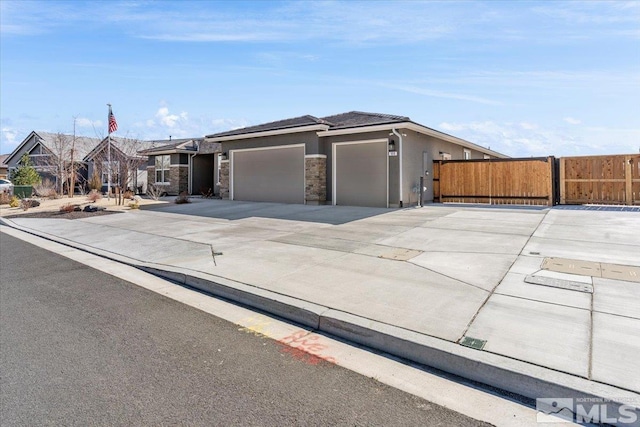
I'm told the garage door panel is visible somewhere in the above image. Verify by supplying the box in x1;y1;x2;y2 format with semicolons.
233;146;304;204
335;142;387;207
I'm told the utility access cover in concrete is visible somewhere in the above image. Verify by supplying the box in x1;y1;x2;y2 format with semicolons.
525;275;593;293
542;257;640;283
541;257;601;276
460;336;487;350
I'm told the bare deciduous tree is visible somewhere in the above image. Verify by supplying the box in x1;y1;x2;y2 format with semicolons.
31;133;89;196
90;136;148;194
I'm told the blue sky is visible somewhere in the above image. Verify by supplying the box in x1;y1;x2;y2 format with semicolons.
1;0;638;157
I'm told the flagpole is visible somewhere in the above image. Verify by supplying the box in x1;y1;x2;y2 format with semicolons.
107;103;112;200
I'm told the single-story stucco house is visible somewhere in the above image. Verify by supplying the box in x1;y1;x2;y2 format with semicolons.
204;111;506;208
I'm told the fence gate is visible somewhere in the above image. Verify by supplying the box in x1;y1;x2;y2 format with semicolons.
559;154;640;205
433;157;555;206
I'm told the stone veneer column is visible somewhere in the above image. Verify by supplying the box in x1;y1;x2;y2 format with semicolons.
219;160;230;199
305;155;327;204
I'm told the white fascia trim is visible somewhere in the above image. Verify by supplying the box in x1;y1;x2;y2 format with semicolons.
304;154;327;159
331;138;389;208
229;143;306;153
317;122;508;159
205;124;330;143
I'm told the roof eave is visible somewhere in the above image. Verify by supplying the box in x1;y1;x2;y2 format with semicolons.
205;124;330;142
316;121;507;158
138;149;197;156
4;131;41;165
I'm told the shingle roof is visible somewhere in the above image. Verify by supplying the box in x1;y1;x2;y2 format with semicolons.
138;138;202;154
206;115;329;138
320;111;410;129
35;131;101;161
0;154;8;166
205;111;410;139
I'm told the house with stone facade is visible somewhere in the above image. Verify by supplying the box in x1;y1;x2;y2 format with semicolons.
204;111;506;208
84;136;156;194
139;138;221;196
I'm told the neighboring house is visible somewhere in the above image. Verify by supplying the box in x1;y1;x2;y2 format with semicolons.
84;136;157;194
204;111;506;208
0;154;8;179
4;131;100;192
139;138;221;196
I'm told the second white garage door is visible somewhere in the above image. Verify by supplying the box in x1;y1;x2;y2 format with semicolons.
333;139;388;208
231;145;305;204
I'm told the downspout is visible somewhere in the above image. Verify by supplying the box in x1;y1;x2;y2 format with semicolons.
391;128;403;207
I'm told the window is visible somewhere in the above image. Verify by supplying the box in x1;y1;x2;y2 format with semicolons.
155;155;170;183
463;149;471;160
440;152;451;160
102;161;120;185
484;154;491;159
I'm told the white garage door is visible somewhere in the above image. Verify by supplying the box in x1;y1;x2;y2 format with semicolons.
333;140;388;207
231;145;305;204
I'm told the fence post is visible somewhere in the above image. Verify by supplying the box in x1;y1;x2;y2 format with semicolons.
559;158;566;205
548;156;554;206
625;155;632;206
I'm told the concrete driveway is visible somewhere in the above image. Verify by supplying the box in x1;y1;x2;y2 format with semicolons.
3;198;639;412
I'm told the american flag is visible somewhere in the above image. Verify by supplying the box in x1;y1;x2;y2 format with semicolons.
108;106;118;134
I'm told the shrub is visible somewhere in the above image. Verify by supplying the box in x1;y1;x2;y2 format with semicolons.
175;191;190;204
11;154;41;186
9;195;20;208
87;189;102;203
123;190;134;200
59;203;77;213
146;183;163;201
20;198;40;211
33;179;58;198
129;201;140;209
88;173;102;191
0;192;10;205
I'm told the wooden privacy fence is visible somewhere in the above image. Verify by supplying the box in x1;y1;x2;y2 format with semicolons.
559;154;640;205
433;157;555;206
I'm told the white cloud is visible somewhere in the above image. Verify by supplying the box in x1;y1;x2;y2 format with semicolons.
382;83;503;106
564;117;581;125
436;120;638;157
1;127;18;148
75;117;102;128
133;103;250;140
151;106;188;128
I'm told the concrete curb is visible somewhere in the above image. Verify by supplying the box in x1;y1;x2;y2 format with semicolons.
2;217;638;424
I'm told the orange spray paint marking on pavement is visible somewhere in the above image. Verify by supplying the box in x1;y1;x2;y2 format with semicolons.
277;330;337;366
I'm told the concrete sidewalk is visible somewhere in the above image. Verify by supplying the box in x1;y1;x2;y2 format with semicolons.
2;199;639;421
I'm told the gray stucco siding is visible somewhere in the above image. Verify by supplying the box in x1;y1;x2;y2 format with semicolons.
220;131;320;155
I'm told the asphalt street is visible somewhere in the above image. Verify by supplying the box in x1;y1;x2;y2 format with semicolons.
0;232;488;426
